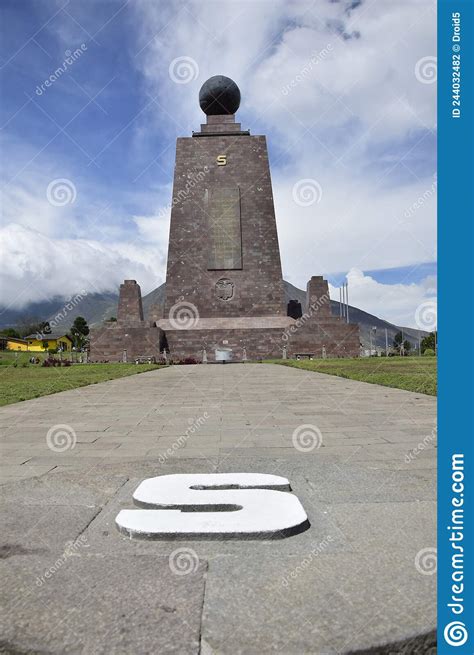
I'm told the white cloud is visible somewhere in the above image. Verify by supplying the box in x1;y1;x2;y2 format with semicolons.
0;223;163;309
275;168;437;289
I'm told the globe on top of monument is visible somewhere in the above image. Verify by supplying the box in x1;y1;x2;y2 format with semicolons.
199;75;240;115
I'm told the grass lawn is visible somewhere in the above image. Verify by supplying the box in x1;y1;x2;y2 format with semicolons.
0;353;164;406
271;356;437;396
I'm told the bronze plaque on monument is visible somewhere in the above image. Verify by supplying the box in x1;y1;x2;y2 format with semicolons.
206;187;242;270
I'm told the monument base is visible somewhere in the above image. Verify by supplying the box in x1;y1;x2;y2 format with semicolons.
160;276;359;361
162;323;359;362
89;276;360;362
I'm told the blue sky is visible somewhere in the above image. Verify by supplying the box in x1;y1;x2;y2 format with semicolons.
0;0;437;329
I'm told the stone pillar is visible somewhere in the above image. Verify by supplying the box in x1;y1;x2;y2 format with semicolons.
306;276;332;318
117;280;144;324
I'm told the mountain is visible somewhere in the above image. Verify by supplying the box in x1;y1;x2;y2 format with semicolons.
0;292;118;333
0;281;428;351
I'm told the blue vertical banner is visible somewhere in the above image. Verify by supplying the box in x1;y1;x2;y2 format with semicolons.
438;1;473;653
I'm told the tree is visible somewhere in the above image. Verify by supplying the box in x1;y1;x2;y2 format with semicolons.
393;331;403;354
403;340;411;355
421;331;437;354
70;316;90;349
0;327;21;339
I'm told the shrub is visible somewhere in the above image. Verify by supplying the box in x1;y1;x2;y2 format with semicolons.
176;357;198;365
423;348;435;357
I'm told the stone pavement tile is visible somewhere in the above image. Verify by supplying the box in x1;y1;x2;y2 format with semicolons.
201;550;435;654
1;470;127;507
26;454;115;465
0;465;56;484
382;431;437;445
94;436;159;445
325;500;436;553
1;504;99;554
316;435;388;446
171;448;220;459
357;445;436;463
0;553;206;654
366;457;436;471
0;456;32;466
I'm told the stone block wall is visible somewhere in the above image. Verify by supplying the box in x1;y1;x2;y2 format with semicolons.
89;324;162;362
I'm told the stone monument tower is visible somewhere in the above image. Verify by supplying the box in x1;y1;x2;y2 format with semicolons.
157;75;359;361
90;76;360;362
163;75;286;320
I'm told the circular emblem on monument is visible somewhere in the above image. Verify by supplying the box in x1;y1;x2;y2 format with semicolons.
216;278;234;301
199;76;240;115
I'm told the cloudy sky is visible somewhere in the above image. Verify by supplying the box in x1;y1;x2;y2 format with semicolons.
0;0;437;328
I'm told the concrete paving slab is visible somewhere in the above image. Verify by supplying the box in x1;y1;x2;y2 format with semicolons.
0;553;206;654
0;364;436;653
1;504;100;554
201;550;435;654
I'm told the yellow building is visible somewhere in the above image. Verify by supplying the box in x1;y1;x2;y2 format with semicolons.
1;337;29;351
24;333;73;352
2;334;73;352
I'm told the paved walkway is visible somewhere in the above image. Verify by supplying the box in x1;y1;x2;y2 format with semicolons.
1;364;436;653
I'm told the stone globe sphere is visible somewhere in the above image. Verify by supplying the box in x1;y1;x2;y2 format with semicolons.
199;75;241;115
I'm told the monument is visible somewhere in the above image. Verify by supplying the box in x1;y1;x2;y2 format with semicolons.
90;76;359;362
